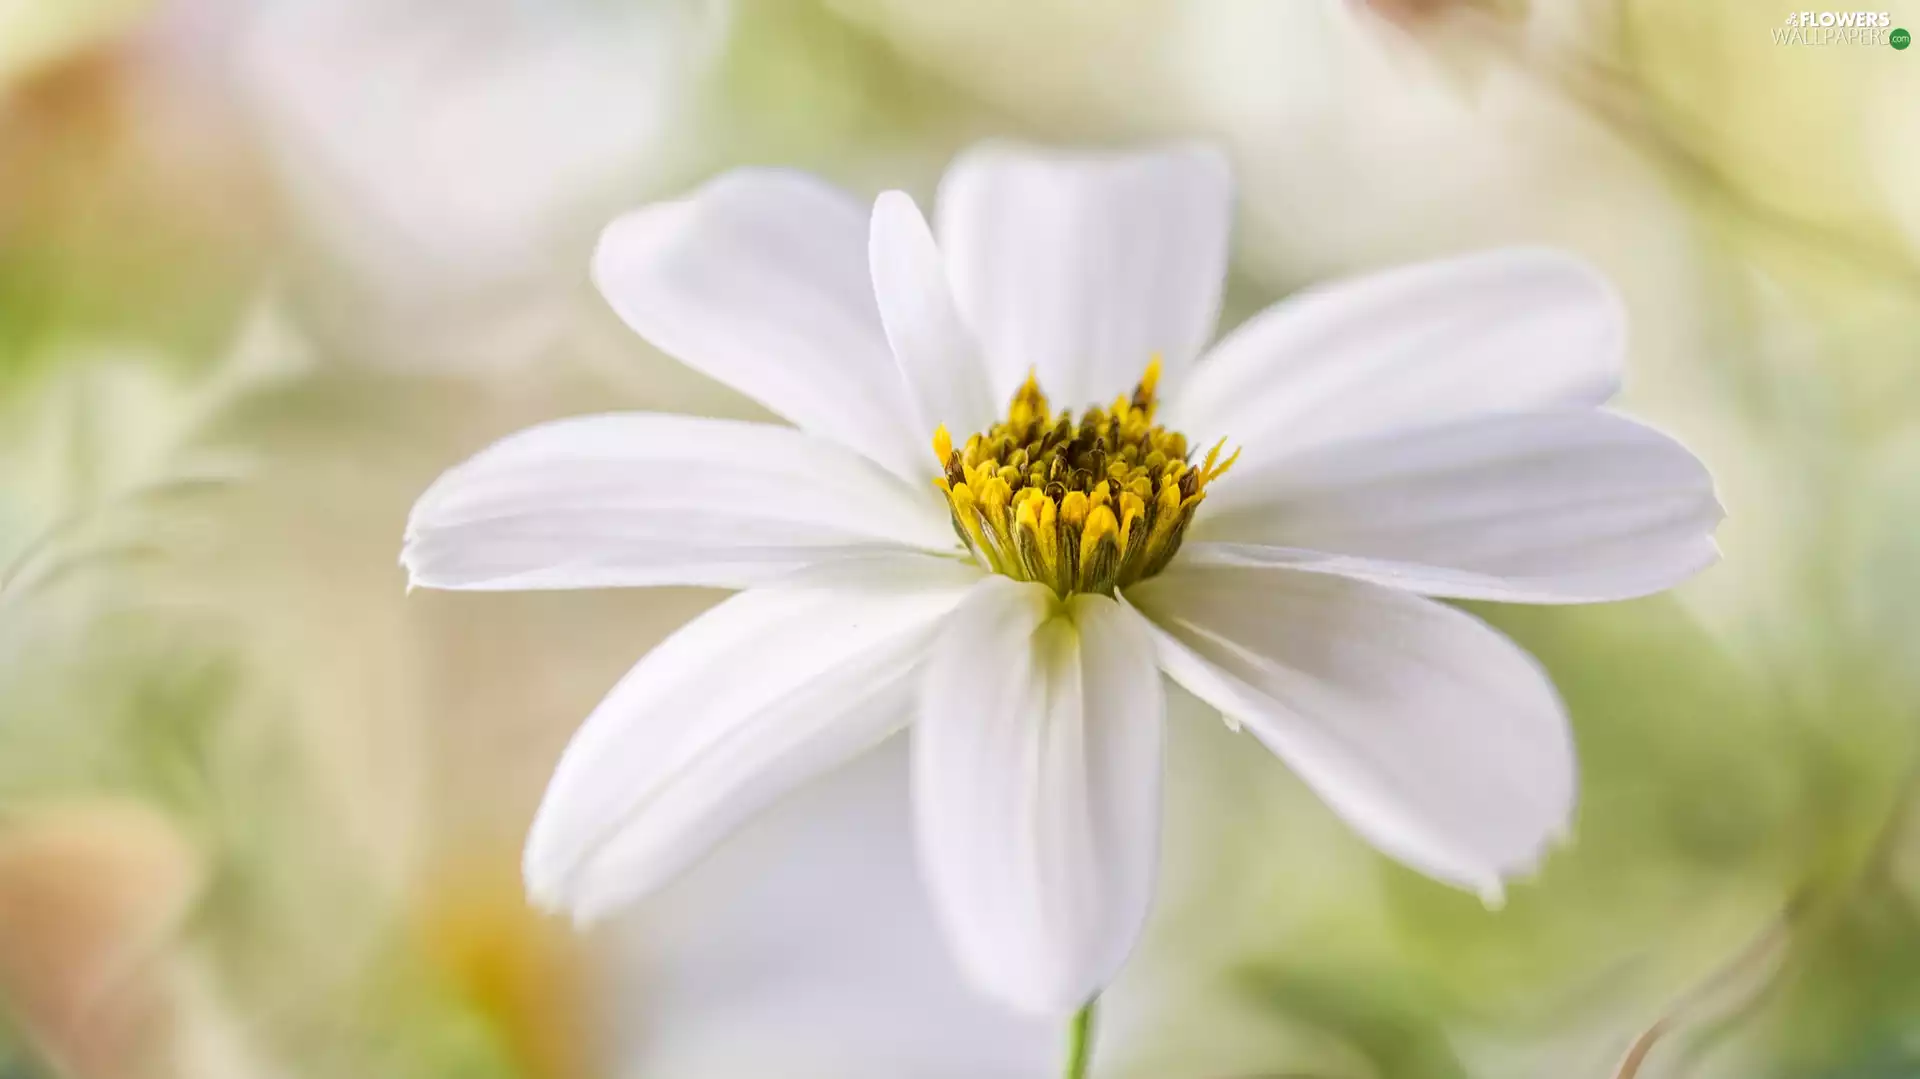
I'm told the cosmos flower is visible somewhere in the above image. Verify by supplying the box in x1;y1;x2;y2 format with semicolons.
242;0;729;371
401;142;1721;1016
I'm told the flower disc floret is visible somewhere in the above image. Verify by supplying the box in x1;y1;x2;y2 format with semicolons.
933;359;1238;596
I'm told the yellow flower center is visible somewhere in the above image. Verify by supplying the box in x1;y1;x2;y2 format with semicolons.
932;359;1238;597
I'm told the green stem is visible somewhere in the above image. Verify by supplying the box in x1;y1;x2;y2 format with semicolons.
1063;999;1097;1079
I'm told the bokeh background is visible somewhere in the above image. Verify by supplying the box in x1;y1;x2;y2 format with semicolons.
1;1;1918;1076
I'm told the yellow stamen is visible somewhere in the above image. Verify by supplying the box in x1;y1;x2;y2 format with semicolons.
1134;355;1162;410
932;362;1237;596
1059;490;1089;528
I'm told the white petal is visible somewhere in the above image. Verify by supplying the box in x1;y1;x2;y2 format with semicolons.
1170;249;1624;465
1188;410;1722;603
870;190;999;439
936;142;1232;405
403;413;958;591
607;740;1058;1078
593;170;930;481
914;577;1165;1016
1127;564;1574;899
526;567;979;922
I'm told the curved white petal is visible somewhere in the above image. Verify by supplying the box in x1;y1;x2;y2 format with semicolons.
608;739;1058;1078
403;413;958;591
1171;249;1624;465
527;566;980;922
1126;564;1574;900
870;190;999;439
593;169;929;481
1188;410;1722;603
914;577;1165;1016
936;142;1232;406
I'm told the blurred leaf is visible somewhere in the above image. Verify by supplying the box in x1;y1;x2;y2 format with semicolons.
1687;878;1920;1079
0;308;307;672
0;1014;50;1079
1242;966;1468;1079
707;0;989;175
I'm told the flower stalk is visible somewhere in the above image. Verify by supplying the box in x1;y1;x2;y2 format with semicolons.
1064;999;1096;1079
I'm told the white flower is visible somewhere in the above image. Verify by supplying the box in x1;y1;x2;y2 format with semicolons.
401;142;1722;1016
243;0;729;370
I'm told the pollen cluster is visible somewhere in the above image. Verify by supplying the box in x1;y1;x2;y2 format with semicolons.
933;360;1237;597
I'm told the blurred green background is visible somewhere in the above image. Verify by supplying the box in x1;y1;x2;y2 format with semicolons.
0;1;1917;1076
